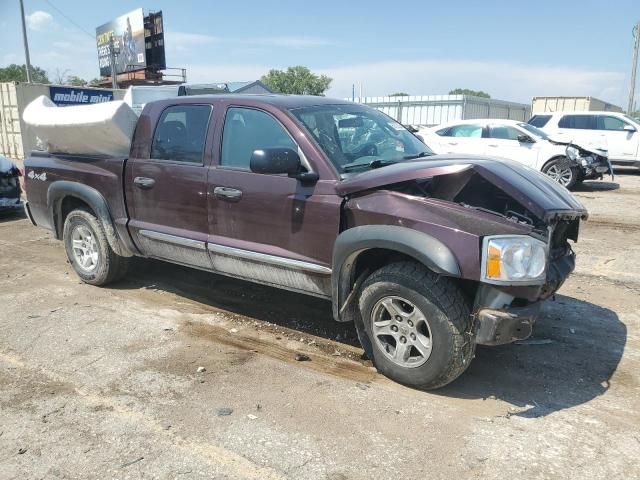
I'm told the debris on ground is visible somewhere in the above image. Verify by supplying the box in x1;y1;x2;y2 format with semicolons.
196;366;206;373
18;448;27;455
215;407;233;417
294;353;310;362
247;414;258;420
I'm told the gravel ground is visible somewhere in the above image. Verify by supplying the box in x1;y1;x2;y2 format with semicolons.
0;170;638;479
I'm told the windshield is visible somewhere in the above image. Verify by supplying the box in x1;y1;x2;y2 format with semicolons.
518;122;549;140
289;104;433;175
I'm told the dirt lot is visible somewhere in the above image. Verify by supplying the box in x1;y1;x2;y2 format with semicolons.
1;170;639;479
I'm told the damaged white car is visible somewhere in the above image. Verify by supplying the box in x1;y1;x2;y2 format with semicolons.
419;119;612;189
0;156;23;214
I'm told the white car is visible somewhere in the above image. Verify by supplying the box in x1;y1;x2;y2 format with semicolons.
418;119;610;188
529;111;640;170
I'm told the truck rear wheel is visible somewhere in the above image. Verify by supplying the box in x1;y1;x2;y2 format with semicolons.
357;261;475;390
63;208;129;286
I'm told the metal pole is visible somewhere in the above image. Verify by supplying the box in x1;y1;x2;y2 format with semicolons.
109;35;118;89
628;21;640;114
18;0;33;83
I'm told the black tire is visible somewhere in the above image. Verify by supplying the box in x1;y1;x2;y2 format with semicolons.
542;157;578;189
63;208;129;286
357;261;475;390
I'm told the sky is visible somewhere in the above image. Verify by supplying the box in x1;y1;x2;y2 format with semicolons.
1;0;639;106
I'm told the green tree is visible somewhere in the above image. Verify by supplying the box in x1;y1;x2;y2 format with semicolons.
449;88;490;98
389;92;409;97
0;64;50;84
66;75;88;86
261;66;332;96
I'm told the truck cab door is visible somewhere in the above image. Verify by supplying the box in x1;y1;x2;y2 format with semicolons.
125;103;215;269
206;105;340;298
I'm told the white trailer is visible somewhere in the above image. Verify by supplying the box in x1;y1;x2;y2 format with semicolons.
531;96;623;114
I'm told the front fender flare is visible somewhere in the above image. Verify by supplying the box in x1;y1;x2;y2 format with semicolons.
331;225;461;322
47;181;133;257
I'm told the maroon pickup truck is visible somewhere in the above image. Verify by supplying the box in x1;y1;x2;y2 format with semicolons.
24;95;587;389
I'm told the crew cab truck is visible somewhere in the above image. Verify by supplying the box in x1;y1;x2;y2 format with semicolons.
24;95;586;389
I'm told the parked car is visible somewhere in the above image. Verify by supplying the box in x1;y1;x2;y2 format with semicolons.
23;95;587;389
529;111;640;170
0;155;23;214
419;119;611;189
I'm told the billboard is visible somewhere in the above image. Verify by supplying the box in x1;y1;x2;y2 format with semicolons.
96;8;146;77
49;86;114;106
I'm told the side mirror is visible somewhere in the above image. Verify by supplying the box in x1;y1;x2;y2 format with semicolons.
249;148;318;183
250;147;301;175
517;134;534;143
623;125;636;133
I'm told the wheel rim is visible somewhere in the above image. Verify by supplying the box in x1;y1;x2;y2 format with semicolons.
545;164;573;186
71;225;99;272
371;296;433;368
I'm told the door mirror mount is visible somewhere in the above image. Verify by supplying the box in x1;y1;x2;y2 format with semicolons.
623;124;636;133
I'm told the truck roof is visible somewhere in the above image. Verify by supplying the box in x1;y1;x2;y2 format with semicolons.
149;94;355;109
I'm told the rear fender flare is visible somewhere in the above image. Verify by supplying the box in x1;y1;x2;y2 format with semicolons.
331;225;461;322
47;181;133;257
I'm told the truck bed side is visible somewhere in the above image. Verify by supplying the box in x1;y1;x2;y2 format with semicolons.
24;151;136;256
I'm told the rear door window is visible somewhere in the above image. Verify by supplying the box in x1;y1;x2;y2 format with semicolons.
220;107;297;169
528;115;551;128
150;104;212;163
558;115;596;130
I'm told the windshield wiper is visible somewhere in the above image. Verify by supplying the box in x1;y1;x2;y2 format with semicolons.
403;151;433;160
342;159;399;172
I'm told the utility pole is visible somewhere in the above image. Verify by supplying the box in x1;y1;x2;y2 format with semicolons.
18;0;33;83
109;35;119;89
628;20;640;114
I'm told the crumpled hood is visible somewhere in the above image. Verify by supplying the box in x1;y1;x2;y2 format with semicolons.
336;155;588;223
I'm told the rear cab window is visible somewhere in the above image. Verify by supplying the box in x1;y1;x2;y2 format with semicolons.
150;104;212;163
528;115;551;128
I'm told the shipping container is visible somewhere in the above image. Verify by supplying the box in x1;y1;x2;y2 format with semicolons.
348;95;531;126
531;96;623;114
0;82;124;162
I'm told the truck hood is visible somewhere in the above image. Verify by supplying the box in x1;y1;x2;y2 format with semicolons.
336;154;588;223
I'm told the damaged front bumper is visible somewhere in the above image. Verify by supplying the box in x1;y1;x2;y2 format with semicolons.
475;302;541;345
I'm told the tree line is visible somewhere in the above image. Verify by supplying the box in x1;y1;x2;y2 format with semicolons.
1;63;491;99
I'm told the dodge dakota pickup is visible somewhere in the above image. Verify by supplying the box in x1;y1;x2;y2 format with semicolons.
24;95;587;389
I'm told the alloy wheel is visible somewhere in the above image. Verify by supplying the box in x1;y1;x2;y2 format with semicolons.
371;295;433;368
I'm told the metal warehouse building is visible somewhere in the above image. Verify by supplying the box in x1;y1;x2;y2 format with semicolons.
349;95;531;126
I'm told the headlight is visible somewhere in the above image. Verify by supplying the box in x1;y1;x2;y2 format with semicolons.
481;235;547;284
565;145;579;161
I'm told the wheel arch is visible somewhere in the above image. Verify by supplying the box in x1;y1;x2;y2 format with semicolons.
331;225;461;323
47;181;133;257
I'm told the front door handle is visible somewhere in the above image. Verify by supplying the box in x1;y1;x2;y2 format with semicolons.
133;176;155;189
213;186;243;202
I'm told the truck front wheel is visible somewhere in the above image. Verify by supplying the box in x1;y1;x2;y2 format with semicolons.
63;208;129;286
357;261;475;390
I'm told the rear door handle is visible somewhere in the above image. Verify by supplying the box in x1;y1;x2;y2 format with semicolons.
448;141;458;145
133;176;155;189
213;186;243;201
488;144;499;147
